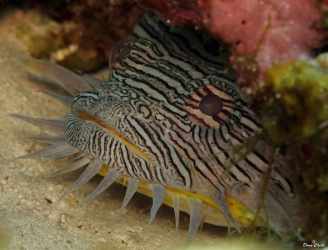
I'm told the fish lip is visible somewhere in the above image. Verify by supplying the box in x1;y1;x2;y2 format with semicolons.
66;111;155;166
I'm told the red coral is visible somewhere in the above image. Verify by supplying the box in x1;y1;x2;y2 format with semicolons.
136;0;202;28
136;0;202;27
135;0;327;93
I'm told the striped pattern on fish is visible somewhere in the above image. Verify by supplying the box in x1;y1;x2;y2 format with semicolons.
10;11;301;244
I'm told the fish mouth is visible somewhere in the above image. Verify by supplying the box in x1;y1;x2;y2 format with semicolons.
73;110;260;229
76;110;155;165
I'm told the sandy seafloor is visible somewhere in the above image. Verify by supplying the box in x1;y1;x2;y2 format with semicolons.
0;6;248;250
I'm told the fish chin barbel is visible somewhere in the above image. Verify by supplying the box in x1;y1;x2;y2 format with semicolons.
10;11;302;244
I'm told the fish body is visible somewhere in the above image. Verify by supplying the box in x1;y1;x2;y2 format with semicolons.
12;12;301;243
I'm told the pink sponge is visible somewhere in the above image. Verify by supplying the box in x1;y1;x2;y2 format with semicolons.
200;0;326;91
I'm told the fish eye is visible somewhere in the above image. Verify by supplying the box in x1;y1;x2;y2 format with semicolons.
185;79;242;129
199;94;223;116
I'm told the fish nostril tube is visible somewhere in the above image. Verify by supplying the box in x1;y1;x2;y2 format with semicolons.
115;45;134;63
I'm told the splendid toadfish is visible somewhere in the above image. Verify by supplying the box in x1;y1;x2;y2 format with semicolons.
10;11;301;244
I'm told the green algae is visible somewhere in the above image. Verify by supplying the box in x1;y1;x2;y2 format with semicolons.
262;59;328;142
257;56;328;244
